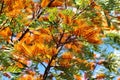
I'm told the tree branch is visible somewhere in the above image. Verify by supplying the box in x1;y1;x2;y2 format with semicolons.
0;0;4;15
72;0;95;19
43;45;63;80
18;28;29;41
64;0;67;9
57;30;65;48
43;34;77;79
36;0;55;19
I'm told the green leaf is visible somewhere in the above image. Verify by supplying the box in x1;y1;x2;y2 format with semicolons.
5;65;22;73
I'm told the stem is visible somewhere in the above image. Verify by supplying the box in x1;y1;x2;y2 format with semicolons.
57;30;65;48
43;30;68;79
48;0;55;7
43;34;75;79
18;28;29;41
37;0;55;19
64;0;67;9
43;46;63;80
0;0;4;15
1;19;8;26
72;0;95;19
40;62;47;68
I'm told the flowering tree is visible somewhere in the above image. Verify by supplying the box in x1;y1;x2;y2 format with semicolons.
0;0;120;80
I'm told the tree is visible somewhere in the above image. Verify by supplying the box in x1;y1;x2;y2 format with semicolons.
0;0;120;80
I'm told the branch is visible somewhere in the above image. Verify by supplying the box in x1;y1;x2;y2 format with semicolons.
19;0;56;42
18;28;29;41
72;0;95;19
42;29;67;80
43;56;55;79
43;34;77;79
36;0;55;19
10;57;28;67
43;45;63;80
0;0;4;15
60;35;77;46
0;19;9;26
40;62;47;69
48;0;55;7
57;30;65;48
64;0;67;9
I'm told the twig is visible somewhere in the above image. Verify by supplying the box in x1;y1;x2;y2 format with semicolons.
40;62;47;68
43;34;77;79
0;0;4;15
9;57;28;67
64;0;67;9
36;0;55;19
18;28;29;41
43;45;63;80
72;0;95;19
57;30;65;48
48;0;55;7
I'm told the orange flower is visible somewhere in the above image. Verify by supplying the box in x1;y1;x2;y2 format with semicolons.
75;58;87;64
60;33;69;43
58;13;72;24
74;25;102;44
49;48;57;56
24;36;34;44
18;74;34;80
59;59;71;67
18;59;32;67
41;0;63;7
58;12;65;18
16;62;24;68
41;0;50;7
64;16;72;24
65;43;72;49
39;28;50;34
0;65;3;71
0;27;12;43
50;60;56;66
96;73;105;79
89;62;95;70
62;52;73;59
65;42;82;53
20;32;31;42
14;42;33;57
27;70;35;76
38;16;49;21
44;59;49;64
74;75;82;80
50;0;63;7
4;0;27;17
0;27;12;38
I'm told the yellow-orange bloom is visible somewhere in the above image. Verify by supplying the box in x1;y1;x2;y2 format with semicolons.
50;0;63;7
48;48;57;56
15;62;24;68
0;27;12;37
74;75;82;80
41;0;50;7
18;74;34;80
41;0;63;7
59;59;71;67
62;52;73;59
96;73;105;79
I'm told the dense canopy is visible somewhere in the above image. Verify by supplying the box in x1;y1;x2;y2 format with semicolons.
0;0;120;80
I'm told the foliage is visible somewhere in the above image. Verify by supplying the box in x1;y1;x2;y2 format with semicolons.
0;0;120;80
